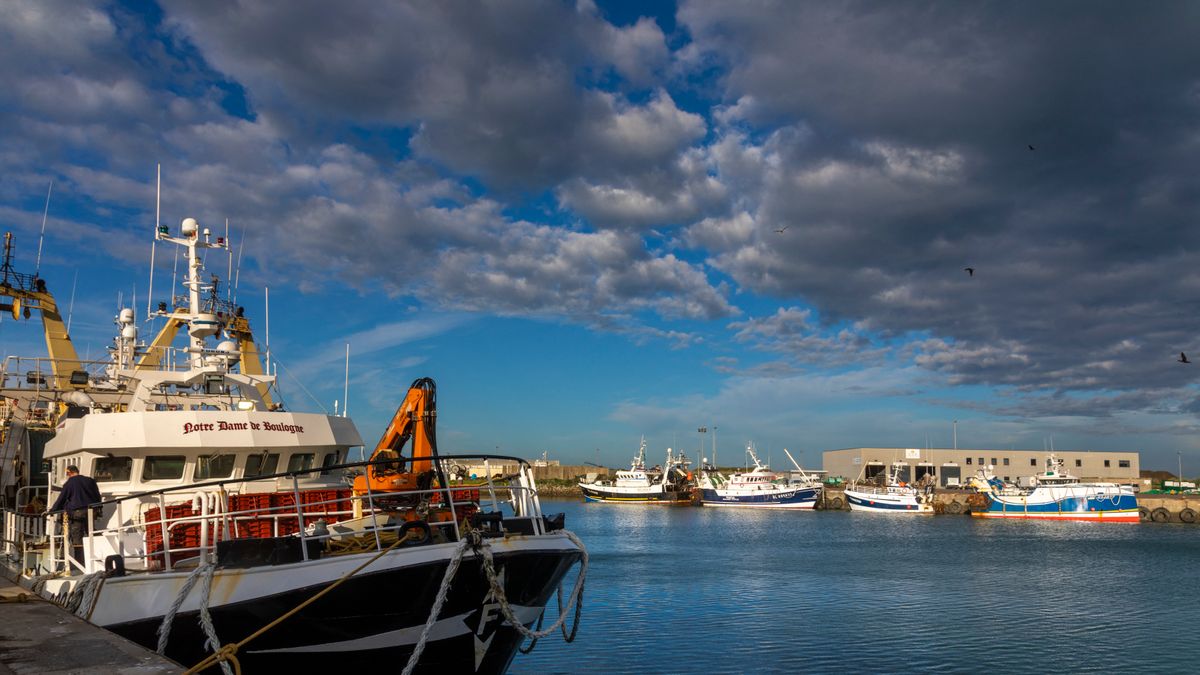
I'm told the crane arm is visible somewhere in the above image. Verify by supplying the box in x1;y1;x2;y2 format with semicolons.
368;376;437;474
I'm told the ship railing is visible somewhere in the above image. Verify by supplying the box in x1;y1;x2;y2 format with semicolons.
44;454;547;575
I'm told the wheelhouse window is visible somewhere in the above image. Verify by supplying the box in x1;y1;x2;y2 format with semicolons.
321;451;341;475
143;455;187;480
94;456;133;482
287;453;315;473
245;453;280;478
196;454;236;480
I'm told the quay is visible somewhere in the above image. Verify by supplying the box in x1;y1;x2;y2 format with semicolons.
0;576;181;674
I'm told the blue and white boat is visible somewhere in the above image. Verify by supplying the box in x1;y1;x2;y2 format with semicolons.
579;438;694;504
699;445;821;509
844;463;934;514
968;454;1139;522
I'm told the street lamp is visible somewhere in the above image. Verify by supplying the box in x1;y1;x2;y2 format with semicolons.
698;427;707;466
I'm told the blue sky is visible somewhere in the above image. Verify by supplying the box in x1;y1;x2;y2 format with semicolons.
3;1;1200;472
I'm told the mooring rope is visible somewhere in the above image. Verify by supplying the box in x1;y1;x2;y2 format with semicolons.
156;562;211;655
399;536;474;675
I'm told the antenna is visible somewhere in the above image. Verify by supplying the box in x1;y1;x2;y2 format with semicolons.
225;218;232;302
343;342;350;417
147;164;159;318
34;179;52;277
232;230;245;303
264;286;270;374
66;269;78;334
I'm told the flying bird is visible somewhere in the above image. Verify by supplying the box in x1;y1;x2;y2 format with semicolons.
1181;352;1191;364
775;226;789;234
964;267;974;277
1028;144;1036;151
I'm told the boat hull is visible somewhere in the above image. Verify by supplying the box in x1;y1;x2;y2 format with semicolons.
972;493;1139;522
699;486;819;509
80;538;581;674
844;489;932;514
578;485;692;504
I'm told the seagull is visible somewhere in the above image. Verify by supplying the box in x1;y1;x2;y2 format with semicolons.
1028;144;1036;151
1181;352;1191;364
964;267;974;277
775;226;789;234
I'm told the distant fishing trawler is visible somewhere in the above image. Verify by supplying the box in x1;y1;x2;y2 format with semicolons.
698;444;821;509
968;454;1139;521
578;438;694;503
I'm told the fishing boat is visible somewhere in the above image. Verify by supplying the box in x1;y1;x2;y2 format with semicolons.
698;445;820;509
844;463;934;514
0;217;587;674
967;454;1139;522
577;438;693;503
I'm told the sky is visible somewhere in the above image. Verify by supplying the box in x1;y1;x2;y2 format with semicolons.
2;0;1199;472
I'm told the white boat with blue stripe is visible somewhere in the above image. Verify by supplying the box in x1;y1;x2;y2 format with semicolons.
699;445;821;509
844;463;934;514
967;454;1139;522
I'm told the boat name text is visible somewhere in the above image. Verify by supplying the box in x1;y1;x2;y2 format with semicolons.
182;421;305;435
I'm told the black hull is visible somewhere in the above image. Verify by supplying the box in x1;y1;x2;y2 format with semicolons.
106;547;581;674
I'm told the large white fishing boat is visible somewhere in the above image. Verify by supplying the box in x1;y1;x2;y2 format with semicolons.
698;445;820;509
577;438;694;504
967;454;1139;522
844;463;934;514
0;215;586;673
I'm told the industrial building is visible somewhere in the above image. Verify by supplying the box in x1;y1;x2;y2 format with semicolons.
822;447;1140;487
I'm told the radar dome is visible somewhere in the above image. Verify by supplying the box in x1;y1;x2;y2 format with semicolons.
118;308;134;324
181;217;199;237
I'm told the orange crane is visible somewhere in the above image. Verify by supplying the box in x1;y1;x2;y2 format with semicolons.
351;377;442;498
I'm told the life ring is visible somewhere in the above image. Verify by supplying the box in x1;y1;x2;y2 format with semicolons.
1179;508;1197;524
830;496;844;510
946;500;964;515
1151;508;1171;523
1138;506;1151;522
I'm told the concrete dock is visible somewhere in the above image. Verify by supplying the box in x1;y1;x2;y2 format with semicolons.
0;577;181;675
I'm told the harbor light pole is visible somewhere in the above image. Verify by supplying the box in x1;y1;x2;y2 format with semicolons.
698;427;707;466
1179;451;1184;491
953;420;958;450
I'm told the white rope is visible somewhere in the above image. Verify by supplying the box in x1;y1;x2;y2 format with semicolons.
156;563;209;655
197;562;232;675
400;536;473;675
477;529;588;641
65;571;105;618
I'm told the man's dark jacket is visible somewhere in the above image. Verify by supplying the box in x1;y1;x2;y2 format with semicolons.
49;474;102;513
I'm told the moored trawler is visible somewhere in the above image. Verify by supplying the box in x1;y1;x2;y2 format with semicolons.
967;454;1139;521
578;437;694;503
698;444;821;509
0;216;586;673
844;463;934;514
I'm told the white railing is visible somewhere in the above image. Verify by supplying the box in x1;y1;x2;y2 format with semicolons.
37;454;545;575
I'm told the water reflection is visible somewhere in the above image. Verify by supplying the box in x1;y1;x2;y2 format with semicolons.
514;500;1200;674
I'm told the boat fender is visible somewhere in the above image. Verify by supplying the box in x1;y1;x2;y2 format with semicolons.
946;500;964;515
1138;506;1151;522
1151;507;1171;523
1179;508;1197;524
400;520;432;545
830;496;844;510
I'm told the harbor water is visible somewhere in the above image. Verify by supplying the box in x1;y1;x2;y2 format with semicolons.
512;500;1200;674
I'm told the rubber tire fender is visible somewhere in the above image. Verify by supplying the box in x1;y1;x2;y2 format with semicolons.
400;520;433;545
830;496;844;510
1179;508;1197;524
1138;506;1151;522
946;500;964;515
1151;507;1172;523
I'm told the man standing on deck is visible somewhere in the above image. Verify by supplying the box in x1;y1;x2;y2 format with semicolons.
48;465;102;569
